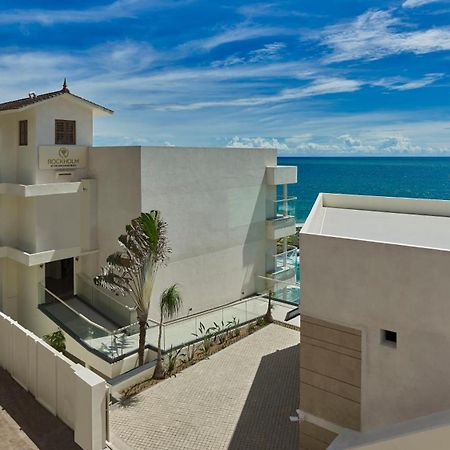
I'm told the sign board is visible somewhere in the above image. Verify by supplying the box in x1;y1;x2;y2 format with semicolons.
39;146;87;170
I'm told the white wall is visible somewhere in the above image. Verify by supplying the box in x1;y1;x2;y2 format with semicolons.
0;311;107;450
88;145;276;319
300;231;450;432
140;146;276;318
34;97;92;184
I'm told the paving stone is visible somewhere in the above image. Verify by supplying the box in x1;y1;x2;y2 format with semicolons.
111;324;300;450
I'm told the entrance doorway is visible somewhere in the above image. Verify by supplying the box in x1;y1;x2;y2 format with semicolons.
45;258;74;299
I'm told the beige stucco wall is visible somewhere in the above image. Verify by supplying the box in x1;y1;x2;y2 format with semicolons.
300;231;450;431
140;146;275;317
34;97;92;184
88;145;276;319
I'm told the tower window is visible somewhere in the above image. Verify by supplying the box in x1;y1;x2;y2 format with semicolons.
55;119;76;145
19;120;28;146
381;329;397;348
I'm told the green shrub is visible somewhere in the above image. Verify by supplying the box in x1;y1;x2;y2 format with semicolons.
43;329;66;353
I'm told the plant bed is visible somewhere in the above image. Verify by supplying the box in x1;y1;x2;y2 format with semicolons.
120;317;269;399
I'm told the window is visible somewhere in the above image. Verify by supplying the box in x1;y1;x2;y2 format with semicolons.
55;119;76;145
19;120;28;146
381;329;397;348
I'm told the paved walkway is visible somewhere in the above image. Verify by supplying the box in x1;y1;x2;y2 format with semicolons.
110;324;299;450
0;369;80;450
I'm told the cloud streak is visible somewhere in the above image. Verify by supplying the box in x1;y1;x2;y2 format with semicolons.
0;0;183;25
318;9;450;63
402;0;441;8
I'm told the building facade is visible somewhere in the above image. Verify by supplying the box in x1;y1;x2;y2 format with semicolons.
299;193;450;449
0;83;297;378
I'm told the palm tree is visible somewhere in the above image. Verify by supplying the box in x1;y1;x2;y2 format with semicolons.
94;211;170;366
153;284;182;379
265;290;274;323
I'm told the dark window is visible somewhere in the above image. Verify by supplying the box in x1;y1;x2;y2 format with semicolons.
19;120;28;146
381;329;397;347
55;119;76;145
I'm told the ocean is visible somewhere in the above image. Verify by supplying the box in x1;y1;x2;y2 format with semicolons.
278;157;450;223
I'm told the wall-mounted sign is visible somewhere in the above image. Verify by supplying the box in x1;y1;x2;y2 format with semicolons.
39;146;87;170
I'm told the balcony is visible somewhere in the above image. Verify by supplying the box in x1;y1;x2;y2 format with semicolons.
267;246;298;279
266;196;297;240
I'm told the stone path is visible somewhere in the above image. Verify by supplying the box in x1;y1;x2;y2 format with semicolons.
110;324;299;450
0;369;80;450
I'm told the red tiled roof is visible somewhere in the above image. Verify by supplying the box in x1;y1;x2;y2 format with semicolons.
0;84;113;114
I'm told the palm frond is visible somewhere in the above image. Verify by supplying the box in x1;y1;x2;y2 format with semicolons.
160;284;182;320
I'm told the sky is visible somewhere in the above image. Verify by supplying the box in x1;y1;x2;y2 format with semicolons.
0;0;449;155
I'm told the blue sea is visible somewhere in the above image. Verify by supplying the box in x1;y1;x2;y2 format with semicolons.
278;157;450;223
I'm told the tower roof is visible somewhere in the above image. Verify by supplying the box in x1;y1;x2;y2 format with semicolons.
0;80;113;115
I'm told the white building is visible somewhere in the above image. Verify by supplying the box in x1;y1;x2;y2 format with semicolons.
0;82;298;378
299;193;450;449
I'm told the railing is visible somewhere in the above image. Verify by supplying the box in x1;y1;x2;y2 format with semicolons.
273;246;298;273
38;284;145;362
259;275;301;306
160;295;269;351
76;274;136;327
38;284;271;361
271;196;296;220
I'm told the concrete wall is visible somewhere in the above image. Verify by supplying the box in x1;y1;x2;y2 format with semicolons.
330;408;450;450
34;97;92;184
140;146;276;318
300;316;361;449
0;310;107;450
300;231;450;432
88;145;276;319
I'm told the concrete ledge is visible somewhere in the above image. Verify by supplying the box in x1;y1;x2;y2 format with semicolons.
266;166;297;185
0;246;98;266
0;182;82;197
266;216;297;240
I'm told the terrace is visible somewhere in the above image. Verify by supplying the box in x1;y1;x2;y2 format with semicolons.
39;276;298;364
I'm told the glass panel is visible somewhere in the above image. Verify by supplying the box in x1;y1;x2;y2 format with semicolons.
274;197;296;218
76;274;136;327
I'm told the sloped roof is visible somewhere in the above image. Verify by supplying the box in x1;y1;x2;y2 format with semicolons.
0;81;113;115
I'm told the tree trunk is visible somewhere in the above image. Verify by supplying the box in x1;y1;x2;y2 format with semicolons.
138;320;146;366
153;319;165;379
265;290;274;323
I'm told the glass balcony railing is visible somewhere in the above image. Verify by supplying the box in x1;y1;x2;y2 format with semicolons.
274;246;298;273
38;284;273;362
271;196;296;220
38;284;145;361
76;274;136;327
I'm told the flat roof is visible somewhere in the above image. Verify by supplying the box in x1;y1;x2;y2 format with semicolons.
302;193;450;251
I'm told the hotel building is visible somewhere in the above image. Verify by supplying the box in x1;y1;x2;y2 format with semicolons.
0;82;298;378
299;193;450;449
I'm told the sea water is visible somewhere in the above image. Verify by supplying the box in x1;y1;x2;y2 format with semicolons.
278;157;450;223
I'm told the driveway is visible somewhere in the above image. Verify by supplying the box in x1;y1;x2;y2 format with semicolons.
0;369;80;450
110;324;299;450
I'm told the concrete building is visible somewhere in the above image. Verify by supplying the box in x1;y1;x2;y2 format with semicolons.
0;82;297;378
299;193;450;449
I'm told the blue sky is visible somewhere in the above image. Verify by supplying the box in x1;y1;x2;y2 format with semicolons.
0;0;449;155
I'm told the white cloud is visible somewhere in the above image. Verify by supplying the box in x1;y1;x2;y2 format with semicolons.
179;25;291;53
402;0;440;8
249;42;286;62
227;136;289;150
318;9;450;63
161;77;362;110
0;0;187;25
372;73;444;90
226;132;450;156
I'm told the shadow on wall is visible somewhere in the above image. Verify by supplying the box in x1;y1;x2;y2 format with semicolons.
228;343;300;450
0;368;81;450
